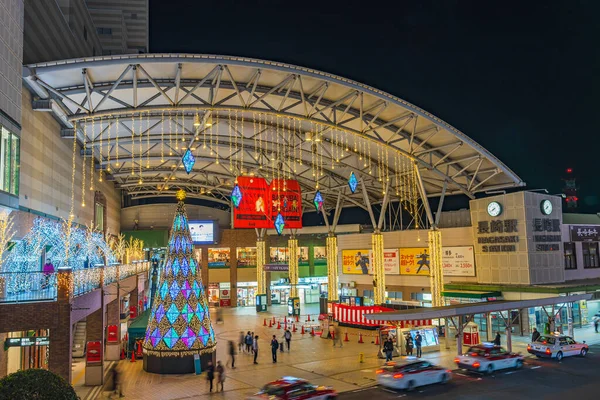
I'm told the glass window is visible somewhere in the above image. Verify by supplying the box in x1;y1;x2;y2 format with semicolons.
95;203;104;232
564;242;577;270
583;242;599;268
0;126;19;196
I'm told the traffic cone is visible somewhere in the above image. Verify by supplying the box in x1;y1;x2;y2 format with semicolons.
269;319;273;328
272;316;276;324
293;324;297;332
284;320;287;330
263;318;267;326
130;350;136;362
375;335;380;345
344;332;349;342
310;327;315;336
295;315;299;323
307;314;311;322
120;348;126;360
358;333;364;343
301;325;305;334
277;321;281;329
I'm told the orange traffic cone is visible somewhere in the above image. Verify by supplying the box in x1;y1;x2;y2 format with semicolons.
263;318;267;326
375;335;380;345
277;321;281;329
130;350;136;362
358;333;364;343
310;327;315;336
293;324;297;332
301;325;305;334
269;319;273;328
295;315;299;323
344;332;349;342
307;314;311;322
120;348;126;360
272;316;276;324
284;320;287;330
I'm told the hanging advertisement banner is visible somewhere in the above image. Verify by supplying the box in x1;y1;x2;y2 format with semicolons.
233;176;270;229
269;179;303;229
399;248;430;275
341;249;399;275
442;246;476;276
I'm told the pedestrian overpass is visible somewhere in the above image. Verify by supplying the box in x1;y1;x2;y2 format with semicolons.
365;294;593;354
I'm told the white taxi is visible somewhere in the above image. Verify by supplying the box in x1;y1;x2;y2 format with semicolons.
376;360;452;391
454;344;524;374
527;334;588;361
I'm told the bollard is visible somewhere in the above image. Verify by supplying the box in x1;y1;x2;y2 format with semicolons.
311;327;315;336
344;332;349;342
359;352;364;363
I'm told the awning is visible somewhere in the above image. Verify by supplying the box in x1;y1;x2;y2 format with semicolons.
365;294;593;322
442;290;502;299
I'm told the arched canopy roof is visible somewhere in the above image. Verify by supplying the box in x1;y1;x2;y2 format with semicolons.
23;54;524;212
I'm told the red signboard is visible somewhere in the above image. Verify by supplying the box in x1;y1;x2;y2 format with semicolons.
269;179;303;229
129;305;138;319
233;177;270;228
86;341;102;364
107;325;118;343
220;299;231;307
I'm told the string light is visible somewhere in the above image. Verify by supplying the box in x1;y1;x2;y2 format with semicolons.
90;118;95;190
81;120;87;207
115;116;120;167
99;117;103;183
161;110;164;162
146;111;150;169
106;116;111;172
326;234;338;302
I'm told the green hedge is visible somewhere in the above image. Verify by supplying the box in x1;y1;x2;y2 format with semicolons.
0;369;78;400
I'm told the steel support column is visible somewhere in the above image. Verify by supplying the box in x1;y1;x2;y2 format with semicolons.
288;235;299;298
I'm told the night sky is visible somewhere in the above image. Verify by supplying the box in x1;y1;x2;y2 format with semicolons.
149;0;600;214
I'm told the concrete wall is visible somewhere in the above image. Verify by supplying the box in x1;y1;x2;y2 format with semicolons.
0;0;23;126
86;0;148;53
19;89;120;235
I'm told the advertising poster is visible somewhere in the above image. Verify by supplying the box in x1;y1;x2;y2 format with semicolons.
208;248;230;268
341;249;399;275
188;221;214;243
236;247;257;268
233;176;270;228
399;248;431;275
86;341;102;364
442;246;476;276
313;246;327;266
269;179;303;229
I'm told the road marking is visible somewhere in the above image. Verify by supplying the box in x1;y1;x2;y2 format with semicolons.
383;388;397;394
530;366;542;369
504;371;518;375
456;373;469;377
350;387;373;393
397;395;407;398
361;369;373;372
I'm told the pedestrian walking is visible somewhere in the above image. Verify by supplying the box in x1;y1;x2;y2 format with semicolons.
270;335;279;363
206;361;215;392
245;331;253;353
227;340;236;369
238;331;245;353
42;260;55;289
253;335;259;364
594;319;599;333
283;329;292;351
112;363;124;398
531;328;541;342
414;331;423;358
332;325;343;348
383;338;394;362
405;334;413;356
216;361;225;392
493;332;501;346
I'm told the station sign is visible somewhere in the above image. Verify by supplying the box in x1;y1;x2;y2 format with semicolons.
5;336;49;348
264;264;289;272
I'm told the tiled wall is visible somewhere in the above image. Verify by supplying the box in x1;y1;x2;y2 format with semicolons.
0;0;23;125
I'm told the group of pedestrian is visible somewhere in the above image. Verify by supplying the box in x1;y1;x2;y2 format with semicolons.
206;360;225;392
404;331;422;357
238;331;260;364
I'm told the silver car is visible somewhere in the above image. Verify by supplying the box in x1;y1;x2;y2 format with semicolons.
527;334;588;361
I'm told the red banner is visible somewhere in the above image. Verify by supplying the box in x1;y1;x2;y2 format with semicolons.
269;179;303;229
86;341;102;364
233;177;270;228
107;325;118;343
129;305;138;319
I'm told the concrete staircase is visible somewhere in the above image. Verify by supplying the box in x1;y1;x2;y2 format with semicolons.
72;321;86;358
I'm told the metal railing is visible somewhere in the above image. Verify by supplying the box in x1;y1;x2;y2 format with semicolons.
0;262;150;304
0;272;57;303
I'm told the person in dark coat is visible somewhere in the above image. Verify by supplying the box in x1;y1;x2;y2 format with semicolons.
405;334;413;356
216;361;225;392
494;332;501;346
531;328;541;342
206;361;215;392
112;364;124;398
227;340;236;369
245;331;253;353
270;335;279;363
414;332;423;358
253;335;259;364
383;338;394;362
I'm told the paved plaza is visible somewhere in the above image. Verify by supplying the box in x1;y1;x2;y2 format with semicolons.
73;305;600;400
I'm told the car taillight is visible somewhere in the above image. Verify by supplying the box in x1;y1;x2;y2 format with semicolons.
454;358;460;364
473;362;480;368
545;348;551;355
471;352;478;357
527;345;531;351
446;369;452;373
376;369;384;374
393;373;404;379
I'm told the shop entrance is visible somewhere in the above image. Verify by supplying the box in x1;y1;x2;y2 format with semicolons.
5;329;50;375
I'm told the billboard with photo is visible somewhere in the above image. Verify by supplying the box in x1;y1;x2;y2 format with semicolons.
341;249;399;275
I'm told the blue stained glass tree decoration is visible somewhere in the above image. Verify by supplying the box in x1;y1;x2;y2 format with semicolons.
348;172;358;194
313;191;324;211
275;213;285;235
182;149;196;174
231;184;242;208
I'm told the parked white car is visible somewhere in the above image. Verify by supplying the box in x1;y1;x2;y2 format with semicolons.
376;360;452;391
527;334;588;361
454;344;524;374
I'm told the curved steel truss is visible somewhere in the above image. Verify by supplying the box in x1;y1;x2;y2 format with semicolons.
23;54;524;213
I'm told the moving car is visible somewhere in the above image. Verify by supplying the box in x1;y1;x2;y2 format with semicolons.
454;344;524;374
527;334;588;361
247;377;337;400
376;360;452;391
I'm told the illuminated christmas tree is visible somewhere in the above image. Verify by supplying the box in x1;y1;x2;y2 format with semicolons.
143;190;216;374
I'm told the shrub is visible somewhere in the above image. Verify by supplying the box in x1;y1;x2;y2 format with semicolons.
0;368;78;400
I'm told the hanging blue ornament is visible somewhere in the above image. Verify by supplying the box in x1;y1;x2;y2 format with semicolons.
313;191;324;211
231;184;242;208
182;149;196;174
274;213;285;235
348;172;358;194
